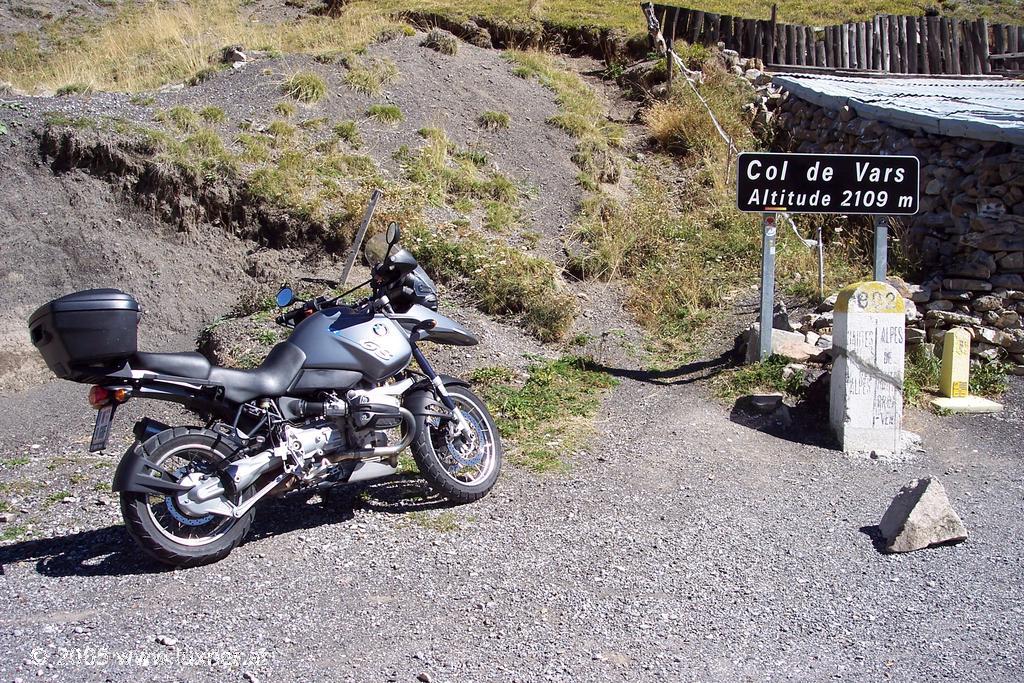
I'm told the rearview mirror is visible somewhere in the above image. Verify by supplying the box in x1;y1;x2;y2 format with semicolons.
275;286;295;308
386;221;400;246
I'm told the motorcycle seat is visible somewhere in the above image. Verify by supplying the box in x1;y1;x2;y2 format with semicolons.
208;342;306;403
131;342;307;403
130;351;211;379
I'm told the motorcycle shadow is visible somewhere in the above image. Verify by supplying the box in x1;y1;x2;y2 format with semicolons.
0;475;453;577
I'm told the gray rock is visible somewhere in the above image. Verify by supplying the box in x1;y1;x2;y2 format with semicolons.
155;635;177;647
879;477;968;553
771;301;795;332
741;393;784;414
817;293;838;313
743;324;826;363
993;274;1024;289
942;278;992;292
972;295;1002;312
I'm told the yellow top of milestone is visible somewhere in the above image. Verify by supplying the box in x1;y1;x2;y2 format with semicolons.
834;281;905;314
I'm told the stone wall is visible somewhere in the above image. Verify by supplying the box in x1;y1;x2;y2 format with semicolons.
773;93;1024;373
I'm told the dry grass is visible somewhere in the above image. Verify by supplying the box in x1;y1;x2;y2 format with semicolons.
506;50;623;189
420;30;459;55
282;71;328;103
372;0;1020;30
0;0;405;93
343;56;399;96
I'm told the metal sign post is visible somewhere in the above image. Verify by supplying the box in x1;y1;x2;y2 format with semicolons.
873;215;889;281
759;213;778;361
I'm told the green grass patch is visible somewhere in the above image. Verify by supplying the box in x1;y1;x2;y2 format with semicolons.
0;524;26;542
406;510;460;531
274;101;298;118
420;29;458;55
478;110;510;130
283;71;328;103
237;132;271;162
400;128;519;207
713;354;804;402
157;105;200;132
904;345;941;406
199;105;226;124
970;360;1010;398
472;356;617;472
366;103;403;123
266;119;296;145
1;457;30;468
343;56;398;96
409;223;577;341
333;119;361;147
56;82;92;96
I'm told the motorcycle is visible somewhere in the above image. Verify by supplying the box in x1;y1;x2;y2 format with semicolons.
27;222;503;567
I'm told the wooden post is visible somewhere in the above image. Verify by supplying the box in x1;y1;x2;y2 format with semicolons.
1009;26;1020;71
938;17;950;73
920;17;931;75
841;24;851;68
978;18;991;74
880;17;890;71
898;15;908;72
690;10;704;43
770;4;777;64
889;15;901;72
964;20;977;73
854;22;862;68
950;18;961;74
708;13;721;44
816;38;826;66
871;16;881;69
927;16;942;73
722;14;733;50
907;17;919;72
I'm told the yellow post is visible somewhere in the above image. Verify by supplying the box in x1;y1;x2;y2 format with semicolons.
939;327;971;398
931;326;1002;413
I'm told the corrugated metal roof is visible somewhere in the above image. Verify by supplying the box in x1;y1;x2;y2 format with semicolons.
772;74;1024;145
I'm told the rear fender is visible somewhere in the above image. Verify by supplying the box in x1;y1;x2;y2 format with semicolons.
111;419;193;496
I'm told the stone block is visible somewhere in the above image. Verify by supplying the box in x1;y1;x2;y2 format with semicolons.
879;477;968;553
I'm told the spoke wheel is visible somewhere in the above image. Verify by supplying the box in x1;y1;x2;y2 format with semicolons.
412;385;503;504
120;427;256;568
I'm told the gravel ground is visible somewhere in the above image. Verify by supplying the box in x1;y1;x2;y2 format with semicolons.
1;369;1022;682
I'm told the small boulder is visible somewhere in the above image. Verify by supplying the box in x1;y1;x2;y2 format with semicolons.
771;301;795;332
879;477;968;553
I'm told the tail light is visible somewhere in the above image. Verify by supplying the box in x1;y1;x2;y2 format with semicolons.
88;385;111;408
88;386;129;409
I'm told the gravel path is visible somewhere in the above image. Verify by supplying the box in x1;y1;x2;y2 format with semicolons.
2;369;1021;682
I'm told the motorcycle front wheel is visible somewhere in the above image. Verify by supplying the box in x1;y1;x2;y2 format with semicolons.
411;385;503;504
120;427;255;568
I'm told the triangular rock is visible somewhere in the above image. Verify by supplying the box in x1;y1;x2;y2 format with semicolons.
879;477;968;553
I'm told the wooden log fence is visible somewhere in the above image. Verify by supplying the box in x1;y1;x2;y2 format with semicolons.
650;2;1024;75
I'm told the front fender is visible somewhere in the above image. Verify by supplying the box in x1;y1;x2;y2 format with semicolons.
403;374;470;417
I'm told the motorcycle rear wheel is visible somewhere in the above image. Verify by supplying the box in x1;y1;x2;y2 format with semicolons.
411;385;503;504
120;427;255;568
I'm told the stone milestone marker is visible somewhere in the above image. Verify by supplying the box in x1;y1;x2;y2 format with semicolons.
830;281;905;454
930;327;1003;414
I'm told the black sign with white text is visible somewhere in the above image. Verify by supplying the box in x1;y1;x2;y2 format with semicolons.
737;152;920;215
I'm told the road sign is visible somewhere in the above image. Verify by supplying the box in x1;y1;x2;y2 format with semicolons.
737;152;920;215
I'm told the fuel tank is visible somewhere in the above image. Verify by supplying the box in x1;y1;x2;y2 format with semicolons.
288;307;411;383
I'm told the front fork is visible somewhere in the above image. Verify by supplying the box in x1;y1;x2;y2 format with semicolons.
410;344;473;439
